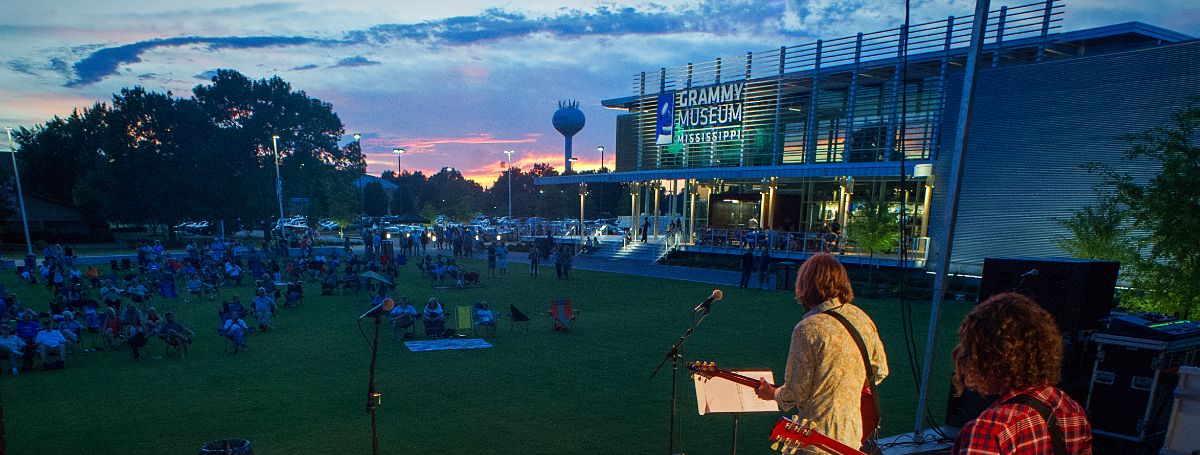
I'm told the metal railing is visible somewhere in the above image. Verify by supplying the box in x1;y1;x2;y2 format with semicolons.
656;230;684;262
691;228;930;263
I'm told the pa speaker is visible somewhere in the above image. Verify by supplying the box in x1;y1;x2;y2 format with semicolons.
945;257;1120;428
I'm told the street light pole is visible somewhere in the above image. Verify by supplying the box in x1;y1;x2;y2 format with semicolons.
271;134;284;220
4;128;33;258
596;145;605;172
504;150;514;219
393;148;405;174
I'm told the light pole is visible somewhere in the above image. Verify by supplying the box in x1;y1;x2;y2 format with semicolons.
393;148;405;174
271;134;284;220
4;128;33;260
596;145;605;172
504;150;514;219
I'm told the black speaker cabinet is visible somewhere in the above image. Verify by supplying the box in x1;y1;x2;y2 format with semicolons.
945;257;1121;428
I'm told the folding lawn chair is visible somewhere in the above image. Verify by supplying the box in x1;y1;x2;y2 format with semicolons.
508;304;530;334
549;298;578;332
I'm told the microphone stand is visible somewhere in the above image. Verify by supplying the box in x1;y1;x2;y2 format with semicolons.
365;312;383;455
650;303;714;455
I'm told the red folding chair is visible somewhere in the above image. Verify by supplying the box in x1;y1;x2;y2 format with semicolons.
549;298;578;332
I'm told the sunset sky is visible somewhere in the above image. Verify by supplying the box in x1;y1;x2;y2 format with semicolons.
2;0;1197;185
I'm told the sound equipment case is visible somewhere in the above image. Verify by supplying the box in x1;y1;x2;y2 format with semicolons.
1087;333;1200;455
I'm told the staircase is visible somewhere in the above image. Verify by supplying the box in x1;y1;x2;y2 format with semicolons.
586;238;666;262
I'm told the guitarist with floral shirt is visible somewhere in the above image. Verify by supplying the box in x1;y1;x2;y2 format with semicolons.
756;253;889;454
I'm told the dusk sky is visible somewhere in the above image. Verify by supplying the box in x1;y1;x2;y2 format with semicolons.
3;0;1197;186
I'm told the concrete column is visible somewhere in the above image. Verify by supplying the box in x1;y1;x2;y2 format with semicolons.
767;179;777;229
653;182;661;239
689;181;698;243
630;183;640;240
920;180;933;239
759;187;768;228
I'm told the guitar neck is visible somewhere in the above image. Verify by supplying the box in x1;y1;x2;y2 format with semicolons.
707;369;762;389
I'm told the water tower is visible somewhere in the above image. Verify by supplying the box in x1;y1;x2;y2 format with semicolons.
552;100;585;173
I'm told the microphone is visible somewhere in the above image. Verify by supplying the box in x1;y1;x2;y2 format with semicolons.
693;289;724;313
358;298;395;321
1020;268;1039;278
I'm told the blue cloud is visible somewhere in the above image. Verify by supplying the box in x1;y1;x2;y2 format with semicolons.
194;69;220;80
291;63;319;71
8;60;36;76
62;1;793;87
67;35;330;87
351;2;790;46
331;56;381;68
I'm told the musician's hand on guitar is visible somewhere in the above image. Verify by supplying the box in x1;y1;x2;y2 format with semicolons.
755;377;777;400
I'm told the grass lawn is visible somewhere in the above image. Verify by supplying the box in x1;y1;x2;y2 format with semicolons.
0;259;973;454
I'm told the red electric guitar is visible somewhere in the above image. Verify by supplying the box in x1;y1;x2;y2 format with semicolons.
769;416;865;455
687;361;879;444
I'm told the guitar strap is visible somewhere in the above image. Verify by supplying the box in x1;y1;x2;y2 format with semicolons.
823;309;882;438
1001;393;1068;455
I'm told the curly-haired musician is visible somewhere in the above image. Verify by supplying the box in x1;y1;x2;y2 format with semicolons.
951;292;1092;455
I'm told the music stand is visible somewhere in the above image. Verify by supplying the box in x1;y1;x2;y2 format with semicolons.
693;369;780;455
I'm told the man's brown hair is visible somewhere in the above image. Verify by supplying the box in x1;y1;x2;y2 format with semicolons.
794;253;854;308
952;292;1063;396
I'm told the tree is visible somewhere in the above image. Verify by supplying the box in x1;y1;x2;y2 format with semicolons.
1089;99;1200;316
12;69;364;235
846;199;900;294
1055;200;1136;265
362;181;389;216
421;167;482;222
387;170;427;216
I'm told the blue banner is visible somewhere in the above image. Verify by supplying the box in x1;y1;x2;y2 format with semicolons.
655;90;675;145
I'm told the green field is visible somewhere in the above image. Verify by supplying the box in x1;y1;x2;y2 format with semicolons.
0;260;972;454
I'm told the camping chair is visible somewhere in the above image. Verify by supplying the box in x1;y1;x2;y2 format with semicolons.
549;298;578;332
508;304;530;334
452;305;472;337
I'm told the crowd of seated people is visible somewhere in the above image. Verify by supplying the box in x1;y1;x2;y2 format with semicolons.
2;232;524;374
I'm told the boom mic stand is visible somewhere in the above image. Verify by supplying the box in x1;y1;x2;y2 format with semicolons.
366;312;383;455
650;301;715;455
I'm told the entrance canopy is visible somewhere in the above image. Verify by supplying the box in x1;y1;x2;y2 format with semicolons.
534;160;930;185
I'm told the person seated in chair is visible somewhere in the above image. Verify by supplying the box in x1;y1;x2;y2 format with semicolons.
422;298;446;338
100;280;123;311
0;325;28;375
252;288;276;331
388;296;418;341
127;280;149;306
101;307;122;351
341;266;359;292
157;311;194;358
222;314;250;353
122;315;149;361
185;274;205;301
35;320;69;369
320;269;337;296
285;281;304;307
57;311;84;349
221;296;247;323
473;302;496;335
14;311;40;346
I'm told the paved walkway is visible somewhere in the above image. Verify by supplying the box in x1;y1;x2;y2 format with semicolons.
503;250;780;289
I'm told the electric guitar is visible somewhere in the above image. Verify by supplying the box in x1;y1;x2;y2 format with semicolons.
769;416;865;455
687;361;879;444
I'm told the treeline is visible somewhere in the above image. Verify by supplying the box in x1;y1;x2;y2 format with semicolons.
10;69;365;234
362;163;633;222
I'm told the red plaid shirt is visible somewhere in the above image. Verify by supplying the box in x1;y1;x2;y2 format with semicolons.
953;385;1092;455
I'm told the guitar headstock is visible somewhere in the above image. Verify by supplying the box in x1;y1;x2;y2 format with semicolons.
687;361;718;379
770;415;816;454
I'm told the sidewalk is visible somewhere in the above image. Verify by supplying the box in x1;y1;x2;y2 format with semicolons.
505;251;776;289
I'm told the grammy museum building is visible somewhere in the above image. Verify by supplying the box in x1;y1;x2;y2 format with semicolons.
537;1;1200;274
